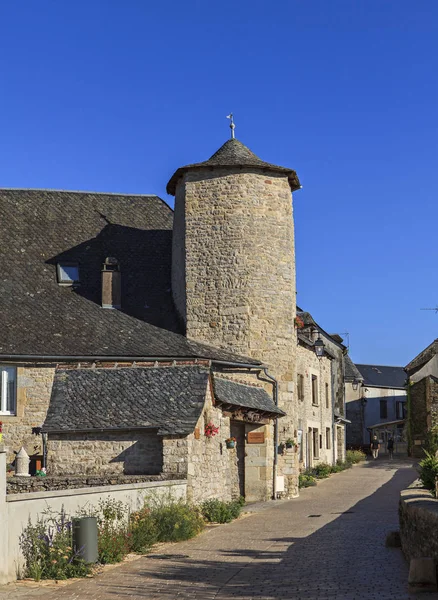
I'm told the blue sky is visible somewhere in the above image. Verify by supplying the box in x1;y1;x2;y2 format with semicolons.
0;1;437;366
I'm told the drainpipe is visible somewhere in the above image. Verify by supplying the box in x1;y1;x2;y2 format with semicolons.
263;368;279;500
42;432;48;470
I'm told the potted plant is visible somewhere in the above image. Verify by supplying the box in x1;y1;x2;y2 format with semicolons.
285;438;294;449
225;437;236;449
204;422;219;438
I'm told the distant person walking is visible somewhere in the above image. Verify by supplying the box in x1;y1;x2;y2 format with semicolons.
387;436;394;459
371;435;380;459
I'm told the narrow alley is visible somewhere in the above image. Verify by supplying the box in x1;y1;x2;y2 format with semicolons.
1;459;429;600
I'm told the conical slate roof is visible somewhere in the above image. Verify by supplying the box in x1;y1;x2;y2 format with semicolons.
166;138;301;195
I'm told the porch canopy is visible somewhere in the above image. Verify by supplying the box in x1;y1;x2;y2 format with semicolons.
212;375;285;421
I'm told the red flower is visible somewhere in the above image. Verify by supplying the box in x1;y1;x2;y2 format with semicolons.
204;422;219;438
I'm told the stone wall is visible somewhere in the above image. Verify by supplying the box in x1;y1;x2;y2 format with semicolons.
47;430;163;476
345;382;365;446
278;446;299;498
295;344;335;467
409;377;438;457
399;486;438;562
7;473;179;494
172;167;298;485
1;365;55;464
163;384;237;502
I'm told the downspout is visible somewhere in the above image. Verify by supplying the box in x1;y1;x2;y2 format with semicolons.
42;432;48;470
263;368;279;500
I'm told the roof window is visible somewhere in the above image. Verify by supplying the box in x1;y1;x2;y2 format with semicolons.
57;262;79;286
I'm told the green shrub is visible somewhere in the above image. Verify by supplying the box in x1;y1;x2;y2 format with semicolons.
299;474;317;488
418;451;438;494
200;498;244;523
130;506;158;553
152;499;204;542
312;463;332;479
19;507;92;580
424;428;438;456
346;449;366;464
98;523;131;564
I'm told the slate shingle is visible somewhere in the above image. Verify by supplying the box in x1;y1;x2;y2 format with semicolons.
42;366;210;435
0;188;260;364
212;375;285;416
166;138;300;195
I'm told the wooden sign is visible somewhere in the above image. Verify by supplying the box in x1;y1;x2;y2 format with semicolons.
247;431;265;444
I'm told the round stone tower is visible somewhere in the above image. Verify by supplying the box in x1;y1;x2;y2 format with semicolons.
167;138;300;423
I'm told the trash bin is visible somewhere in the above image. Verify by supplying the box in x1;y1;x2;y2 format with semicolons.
72;517;98;563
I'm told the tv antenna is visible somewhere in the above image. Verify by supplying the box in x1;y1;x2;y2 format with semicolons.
421;307;438;313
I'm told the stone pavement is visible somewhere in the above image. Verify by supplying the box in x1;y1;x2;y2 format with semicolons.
1;458;435;600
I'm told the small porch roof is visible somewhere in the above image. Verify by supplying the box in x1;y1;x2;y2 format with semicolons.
368;419;406;430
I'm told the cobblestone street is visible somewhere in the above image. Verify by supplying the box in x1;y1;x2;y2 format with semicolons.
1;459;433;600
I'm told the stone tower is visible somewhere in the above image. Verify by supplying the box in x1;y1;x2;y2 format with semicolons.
167;138;300;430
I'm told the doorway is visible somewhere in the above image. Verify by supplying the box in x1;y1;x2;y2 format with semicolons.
230;421;246;498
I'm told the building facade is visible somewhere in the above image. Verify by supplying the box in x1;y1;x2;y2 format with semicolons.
345;363;407;453
0;137;306;502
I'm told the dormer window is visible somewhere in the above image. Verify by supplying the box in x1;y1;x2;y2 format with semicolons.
57;262;79;286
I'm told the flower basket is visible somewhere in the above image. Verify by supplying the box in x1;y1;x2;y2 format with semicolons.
204;422;219;438
225;437;236;449
294;316;305;329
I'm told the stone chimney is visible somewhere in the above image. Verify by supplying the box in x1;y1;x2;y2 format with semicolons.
101;257;121;309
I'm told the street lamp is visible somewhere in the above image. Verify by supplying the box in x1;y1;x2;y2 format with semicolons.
352;379;359;391
314;336;325;360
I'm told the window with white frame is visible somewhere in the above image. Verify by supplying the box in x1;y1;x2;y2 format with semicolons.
312;375;318;406
0;366;17;415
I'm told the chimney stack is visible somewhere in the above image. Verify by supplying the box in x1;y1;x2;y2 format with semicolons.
101;257;121;309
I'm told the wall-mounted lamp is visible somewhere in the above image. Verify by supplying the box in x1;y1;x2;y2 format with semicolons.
352;379;360;391
314;336;325;360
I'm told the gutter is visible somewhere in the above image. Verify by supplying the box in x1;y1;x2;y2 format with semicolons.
262;368;279;501
0;355;262;366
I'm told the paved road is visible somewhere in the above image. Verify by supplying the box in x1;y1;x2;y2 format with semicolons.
1;458;433;600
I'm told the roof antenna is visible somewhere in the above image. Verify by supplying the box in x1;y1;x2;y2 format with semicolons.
226;113;235;139
421;307;438;313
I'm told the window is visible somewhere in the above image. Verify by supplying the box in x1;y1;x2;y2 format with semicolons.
325;383;329;408
313;428;319;458
326;427;331;449
297;374;304;401
57;263;79;285
396;401;407;420
312;375;318;406
380;400;388;419
0;366;16;415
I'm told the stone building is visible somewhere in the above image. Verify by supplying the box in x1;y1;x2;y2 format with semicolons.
294;309;349;467
0;136;304;502
345;363;407;453
405;339;438;457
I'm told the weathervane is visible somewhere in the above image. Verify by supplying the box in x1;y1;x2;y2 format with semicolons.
421;307;438;313
226;113;235;139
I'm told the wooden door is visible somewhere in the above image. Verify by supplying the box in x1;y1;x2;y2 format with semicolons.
231;421;246;498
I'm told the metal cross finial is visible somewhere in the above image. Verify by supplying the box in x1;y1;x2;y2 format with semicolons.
226;113;235;139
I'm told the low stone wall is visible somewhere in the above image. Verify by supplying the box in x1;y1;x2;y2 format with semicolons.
399;485;438;562
0;450;187;585
7;473;182;494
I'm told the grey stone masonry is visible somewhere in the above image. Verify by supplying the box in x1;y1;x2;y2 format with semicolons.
172;165;298;458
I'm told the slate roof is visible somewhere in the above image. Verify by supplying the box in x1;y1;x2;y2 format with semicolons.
405;339;438;374
0;189;259;364
166;138;301;195
355;364;407;389
42;366;210;435
212;375;285;416
344;355;364;382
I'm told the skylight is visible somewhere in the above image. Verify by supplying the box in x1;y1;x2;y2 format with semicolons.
57;263;79;285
